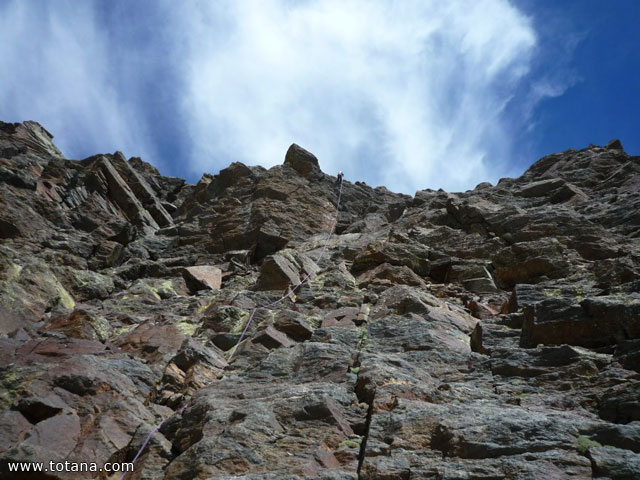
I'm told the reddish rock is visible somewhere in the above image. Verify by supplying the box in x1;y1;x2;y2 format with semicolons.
468;300;499;320
16;337;107;361
40;309;110;341
183;265;222;292
356;263;425;288
252;326;294;349
2;120;640;477
322;307;359;328
114;320;186;365
272;310;314;341
284;143;321;179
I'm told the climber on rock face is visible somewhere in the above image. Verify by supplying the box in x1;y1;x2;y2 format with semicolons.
336;171;344;185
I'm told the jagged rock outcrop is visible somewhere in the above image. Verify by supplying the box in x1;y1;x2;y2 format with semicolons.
1;121;639;479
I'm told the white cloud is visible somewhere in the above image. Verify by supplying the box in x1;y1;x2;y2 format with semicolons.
0;1;154;162
524;73;581;122
0;0;547;193
172;0;537;192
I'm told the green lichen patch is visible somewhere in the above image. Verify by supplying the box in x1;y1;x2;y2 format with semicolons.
576;435;602;454
339;438;362;449
229;310;251;334
177;318;199;336
0;367;24;410
127;280;162;301
1;261;75;313
88;314;111;342
113;324;135;337
196;294;219;313
52;278;76;310
155;279;179;299
71;270;115;300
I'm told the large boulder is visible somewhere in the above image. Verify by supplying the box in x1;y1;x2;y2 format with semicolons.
284;143;322;179
183;266;222;292
256;250;318;291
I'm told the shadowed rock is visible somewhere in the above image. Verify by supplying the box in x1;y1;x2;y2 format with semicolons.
284;143;322;179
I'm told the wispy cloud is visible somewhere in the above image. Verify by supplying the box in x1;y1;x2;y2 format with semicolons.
0;1;155;163
174;0;537;192
1;0;560;193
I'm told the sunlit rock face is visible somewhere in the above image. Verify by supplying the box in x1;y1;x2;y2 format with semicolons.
1;121;639;479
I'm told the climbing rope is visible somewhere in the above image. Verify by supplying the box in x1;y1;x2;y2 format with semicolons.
120;176;344;479
227;177;343;362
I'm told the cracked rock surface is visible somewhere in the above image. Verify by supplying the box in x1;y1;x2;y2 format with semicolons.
1;120;639;479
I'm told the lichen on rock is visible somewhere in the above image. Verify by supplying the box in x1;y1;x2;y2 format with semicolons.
1;121;639;479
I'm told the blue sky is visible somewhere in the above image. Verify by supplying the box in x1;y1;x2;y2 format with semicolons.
1;0;638;194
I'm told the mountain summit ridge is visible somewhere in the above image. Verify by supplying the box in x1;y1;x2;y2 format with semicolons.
1;120;639;478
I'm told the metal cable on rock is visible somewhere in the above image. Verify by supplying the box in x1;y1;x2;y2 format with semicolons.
120;177;344;479
227;178;343;362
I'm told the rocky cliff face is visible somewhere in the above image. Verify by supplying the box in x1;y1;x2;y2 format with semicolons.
1;120;639;479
